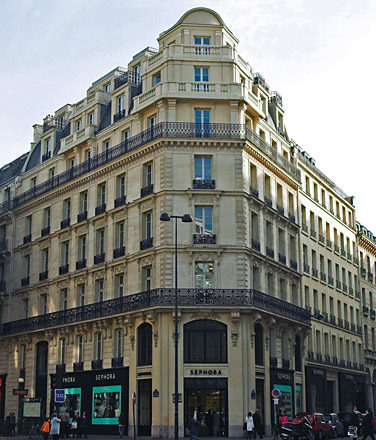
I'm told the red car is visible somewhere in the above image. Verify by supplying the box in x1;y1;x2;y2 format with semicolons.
294;412;333;439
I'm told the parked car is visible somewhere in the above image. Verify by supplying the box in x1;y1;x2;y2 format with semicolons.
324;413;345;437
338;412;363;437
294;413;333;439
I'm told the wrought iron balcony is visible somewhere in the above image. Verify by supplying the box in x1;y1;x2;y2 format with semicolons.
278;253;286;265
282;359;290;369
355;290;360;299
328;276;334;286
60;218;70;229
349;287;354;296
363;306;369;315
114;71;141;90
141;184;154;197
324;354;331;365
318;234;325;244
310;229;317;239
347;253;352;262
330;314;336;325
361;267;367;277
312;268;318;278
76;259;86;270
43;116;66;132
307;351;314;361
351;323;356;332
56;363;66;373
337;318;343;328
94;253;105;265
371;310;376;319
95;203;106;216
290;259;297;270
92;359;103;370
113;246;125;258
192;179;215;190
42;151;51;162
276;204;284;215
0;239;8;251
1;287;311;336
21;277;30;287
344;320;350;330
340;248;346;257
59;264;69;275
39;271;48;281
73;361;84;372
303;263;310;274
326;239;332;249
250;186;259;198
41;226;50;237
336;280;342;290
0;280;6;292
332;356;338;366
266;247;274;258
193;234;216;245
113;109;126;124
252;239;261;252
112;357;124;368
343;284;348;293
353;257;359;266
270;357;278;367
77;211;88;223
334;245;340;254
140;237;153;250
23;234;32;244
288;212;296;223
264;196;272;207
320;272;326;282
357;325;362;334
316;353;323;363
114;195;126;208
368;272;374;282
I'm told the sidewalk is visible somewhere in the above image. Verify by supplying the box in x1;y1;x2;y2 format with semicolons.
2;437;276;440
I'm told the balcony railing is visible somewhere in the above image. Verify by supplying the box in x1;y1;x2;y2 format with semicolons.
114;195;126;208
304;263;310;274
302;223;308;234
338;318;343;328
290;259;297;270
73;361;84;372
41;226;50;237
43;116;66;133
310;229;317;239
39;271;48;281
361;268;366;278
140;237;153;250
318;234;325;244
320;272;326;282
140;184;154;198
250;186;259;198
1;287;311;336
330;315;336;325
371;310;376;319
355;290;360;299
343;284;348;293
270;357;278;367
94;253;105;265
0;239;8;251
23;234;32;244
278;253;286;265
113;109;126;124
21;277;30;287
92;359;103;370
5;123;300;216
288;213;296;223
76;259;86;270
334;245;340;254
0;280;6;292
336;280;342;290
264;197;272;207
42;151;51;162
251;239;260;252
77;211;88;223
59;265;69;275
266;247;274;259
276;204;284;215
328;276;334;286
114;71;141;90
192;179;215;190
95;204;106;216
312;268;318;278
368;272;374;282
112;357;124;368
363;306;369;315
113;246;125;258
282;359;290;369
326;239;332;249
340;248;346;257
60;218;70;229
193;234;216;245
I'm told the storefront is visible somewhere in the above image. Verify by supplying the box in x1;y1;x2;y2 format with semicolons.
270;368;294;422
338;372;366;413
51;367;129;435
305;367;327;413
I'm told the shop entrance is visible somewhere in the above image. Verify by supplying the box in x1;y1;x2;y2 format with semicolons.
137;379;152;436
184;378;228;437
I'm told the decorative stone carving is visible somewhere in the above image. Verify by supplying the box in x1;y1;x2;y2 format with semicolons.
231;311;240;347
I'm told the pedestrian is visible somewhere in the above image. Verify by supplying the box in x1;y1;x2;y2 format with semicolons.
50;413;61;440
253;409;263;439
118;411;126;438
205;410;214;437
362;409;376;440
351;406;360;429
280;411;289;425
41;417;50;440
245;411;254;440
71;413;79;438
60;411;69;439
5;415;11;437
81;412;88;439
188;411;199;440
10;413;16;437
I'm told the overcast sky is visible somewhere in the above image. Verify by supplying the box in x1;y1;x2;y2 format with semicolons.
1;0;375;231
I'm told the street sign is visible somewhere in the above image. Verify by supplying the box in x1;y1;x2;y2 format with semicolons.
13;389;28;396
271;388;280;399
251;389;256;399
54;389;65;403
132;392;136;404
153;389;159;398
273;398;279;405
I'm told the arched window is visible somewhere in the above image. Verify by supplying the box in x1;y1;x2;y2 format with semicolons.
138;323;152;366
255;324;264;366
94;332;103;361
295;335;301;371
184;320;227;363
114;328;124;358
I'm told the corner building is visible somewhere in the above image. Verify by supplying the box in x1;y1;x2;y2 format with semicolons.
0;7;370;437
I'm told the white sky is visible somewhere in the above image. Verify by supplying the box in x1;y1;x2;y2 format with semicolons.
1;0;375;231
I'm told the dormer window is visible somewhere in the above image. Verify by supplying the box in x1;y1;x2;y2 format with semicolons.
104;83;111;93
117;95;125;113
45;139;51;155
76;119;82;131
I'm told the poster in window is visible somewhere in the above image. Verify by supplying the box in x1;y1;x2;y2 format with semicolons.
92;385;121;425
59;388;81;422
274;384;292;421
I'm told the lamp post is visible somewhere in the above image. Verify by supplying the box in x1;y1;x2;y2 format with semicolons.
17;377;25;435
160;212;192;440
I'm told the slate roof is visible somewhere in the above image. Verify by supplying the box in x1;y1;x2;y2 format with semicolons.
0;153;28;186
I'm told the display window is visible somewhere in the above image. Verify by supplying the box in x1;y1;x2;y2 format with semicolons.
92;385;121;425
59;388;81;422
275;384;292;420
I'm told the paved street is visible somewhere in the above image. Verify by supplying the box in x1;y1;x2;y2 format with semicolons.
1;436;351;440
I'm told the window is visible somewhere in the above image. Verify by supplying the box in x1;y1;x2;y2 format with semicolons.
69;158;75;169
195;206;212;234
61;241;69;266
85;149;91;161
58;338;66;364
30;177;37;189
44;207;51;228
26;215;32;235
134;64;141;77
143;212;152;240
195;109;210;136
184;319;227;363
251;212;259;242
143;163;153;187
103;140;110;153
250;164;257;189
76;119;82;131
48;168;55;179
24;254;30;278
137;323;152;366
194;156;212;180
95;279;105;302
98;183;106;206
45;138;51;155
78;235;86;260
88;112;95;125
96;228;105;254
23;298;29;319
195;262;214;288
117;174;126;198
42;248;49;272
142;266;152;291
148;115;157;129
116;222;125;248
104;82;111;93
264;174;271;199
153;72;161;86
122;130;130;143
114;328;124;358
80;191;88;213
63;198;71;220
60;288;68;310
40;294;48;315
117;95;125;113
76;335;84;362
194;67;209;91
194;36;210;54
255;324;264;366
115;274;124;298
94;332;103;361
77;284;85;306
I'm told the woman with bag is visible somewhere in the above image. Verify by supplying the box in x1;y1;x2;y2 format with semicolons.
71;413;79;438
245;412;254;440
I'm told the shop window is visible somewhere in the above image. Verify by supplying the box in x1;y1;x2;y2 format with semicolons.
184;319;227;363
137;323;152;366
255;324;264;366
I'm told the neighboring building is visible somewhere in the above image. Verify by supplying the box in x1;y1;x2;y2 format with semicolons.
0;7;373;438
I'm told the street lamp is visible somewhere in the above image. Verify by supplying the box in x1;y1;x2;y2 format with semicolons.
160;212;192;440
18;377;25;434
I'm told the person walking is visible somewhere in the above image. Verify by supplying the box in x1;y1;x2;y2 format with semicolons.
81;412;87;439
41;417;50;440
71;413;80;438
245;412;254;440
205;410;214;437
60;411;69;439
118;411;126;438
253;409;263;439
362;409;376;440
50;413;61;440
188;411;199;440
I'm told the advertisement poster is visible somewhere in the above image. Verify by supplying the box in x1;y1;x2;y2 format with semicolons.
92;385;121;425
59;388;81;422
